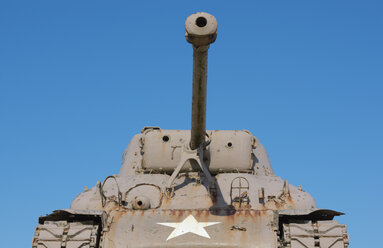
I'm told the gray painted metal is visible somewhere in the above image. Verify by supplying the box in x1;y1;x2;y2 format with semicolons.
32;12;349;248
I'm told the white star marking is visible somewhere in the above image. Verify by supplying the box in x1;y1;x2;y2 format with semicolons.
157;214;220;241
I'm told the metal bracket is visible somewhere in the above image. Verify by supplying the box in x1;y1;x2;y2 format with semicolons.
166;144;214;190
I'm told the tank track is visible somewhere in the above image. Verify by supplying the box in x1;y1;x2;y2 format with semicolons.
280;220;349;248
32;220;100;248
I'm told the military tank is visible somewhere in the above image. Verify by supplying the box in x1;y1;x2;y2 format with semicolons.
32;12;349;248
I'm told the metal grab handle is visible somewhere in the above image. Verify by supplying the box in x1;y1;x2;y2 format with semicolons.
100;175;122;207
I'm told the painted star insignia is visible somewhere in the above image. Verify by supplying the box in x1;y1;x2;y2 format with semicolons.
157;214;220;241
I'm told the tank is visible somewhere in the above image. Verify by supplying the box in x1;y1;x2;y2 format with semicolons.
32;12;349;248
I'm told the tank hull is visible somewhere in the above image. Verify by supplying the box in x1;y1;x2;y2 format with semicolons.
103;209;277;248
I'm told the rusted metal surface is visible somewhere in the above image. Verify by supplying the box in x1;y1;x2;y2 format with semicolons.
102;208;278;248
32;12;349;248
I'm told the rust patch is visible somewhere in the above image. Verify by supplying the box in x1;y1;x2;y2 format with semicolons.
174;210;184;221
169;209;176;216
110;208;124;223
244;210;251;217
239;228;247;243
176;210;183;217
285;195;296;208
195;209;202;218
162;195;172;206
161;210;167;217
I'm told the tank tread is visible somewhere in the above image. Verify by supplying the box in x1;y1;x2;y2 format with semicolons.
282;220;349;248
32;220;100;248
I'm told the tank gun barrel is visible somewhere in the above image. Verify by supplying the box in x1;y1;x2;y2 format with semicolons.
185;12;217;150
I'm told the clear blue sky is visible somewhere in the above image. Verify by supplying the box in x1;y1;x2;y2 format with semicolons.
0;0;381;247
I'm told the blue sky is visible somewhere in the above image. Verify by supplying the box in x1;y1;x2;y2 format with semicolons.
0;0;382;247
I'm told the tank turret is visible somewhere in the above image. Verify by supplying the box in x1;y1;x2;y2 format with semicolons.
32;12;349;248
